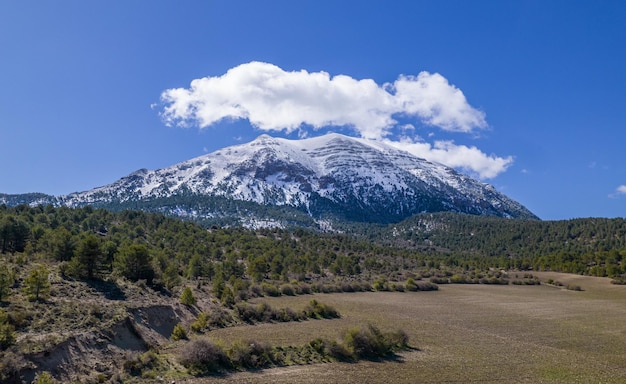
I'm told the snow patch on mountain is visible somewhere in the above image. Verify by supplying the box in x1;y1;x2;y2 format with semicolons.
57;133;537;222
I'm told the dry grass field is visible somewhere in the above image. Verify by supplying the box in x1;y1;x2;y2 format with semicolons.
176;273;626;383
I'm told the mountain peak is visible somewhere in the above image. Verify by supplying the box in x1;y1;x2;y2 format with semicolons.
54;133;538;224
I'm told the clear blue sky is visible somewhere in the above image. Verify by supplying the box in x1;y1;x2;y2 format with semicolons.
1;1;625;220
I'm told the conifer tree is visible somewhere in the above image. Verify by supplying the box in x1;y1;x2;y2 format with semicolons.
24;264;50;302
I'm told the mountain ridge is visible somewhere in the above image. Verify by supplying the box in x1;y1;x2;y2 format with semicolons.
1;133;538;226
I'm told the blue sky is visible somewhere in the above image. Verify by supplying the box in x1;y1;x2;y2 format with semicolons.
1;1;625;220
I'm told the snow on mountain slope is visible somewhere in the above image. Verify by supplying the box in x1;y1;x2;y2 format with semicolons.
58;133;538;222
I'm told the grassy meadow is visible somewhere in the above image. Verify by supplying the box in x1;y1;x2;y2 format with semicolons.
178;273;626;383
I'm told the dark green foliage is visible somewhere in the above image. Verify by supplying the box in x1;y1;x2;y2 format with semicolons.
114;243;154;282
0;310;16;350
73;234;105;280
0;264;13;302
304;299;340;319
23;264;50;302
234;302;309;323
0;215;30;254
180;286;197;306
1;204;624;300
171;323;188;340
228;339;275;369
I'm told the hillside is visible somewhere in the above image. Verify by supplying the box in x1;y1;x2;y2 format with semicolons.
380;212;626;274
1;205;625;382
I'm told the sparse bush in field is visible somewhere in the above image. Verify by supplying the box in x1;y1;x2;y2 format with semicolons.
179;339;230;374
416;281;439;291
208;307;233;328
171;323;187;341
191;312;209;333
479;277;509;285
372;277;388;291
280;284;295;296
298;283;312;294
359;281;373;291
429;276;449;284
261;283;280;297
566;284;583;291
342;324;410;359
180;286;197;306
309;337;352;361
304;299;340;319
405;277;418;291
228;339;274;369
340;282;355;292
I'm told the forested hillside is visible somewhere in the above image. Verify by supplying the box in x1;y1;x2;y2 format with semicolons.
2;205;626;382
382;212;626;276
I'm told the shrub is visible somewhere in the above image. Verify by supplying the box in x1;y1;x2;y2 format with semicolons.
0;323;16;351
208;307;233;328
429;276;449;284
191;312;210;333
417;281;439;291
309;337;352;361
566;284;583;291
171;324;187;341
280;284;295;296
220;287;235;307
180;286;197;306
0;351;27;383
24;264;51;302
372;278;388;291
405;277;418;292
298;283;312;294
342;324;408;359
228;339;274;369
179;339;229;374
261;283;280;297
304;299;340;319
33;371;57;384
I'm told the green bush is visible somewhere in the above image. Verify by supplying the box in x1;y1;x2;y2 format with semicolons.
180;286;197;306
228;339;274;369
405;277;418;291
261;283;280;297
304;299;340;319
33;371;57;384
0;323;16;350
191;312;209;333
171;324;188;341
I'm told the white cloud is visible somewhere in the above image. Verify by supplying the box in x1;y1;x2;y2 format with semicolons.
384;137;513;179
160;61;486;140
160;62;514;178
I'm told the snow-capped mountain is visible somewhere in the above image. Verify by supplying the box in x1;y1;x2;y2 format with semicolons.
50;133;537;224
